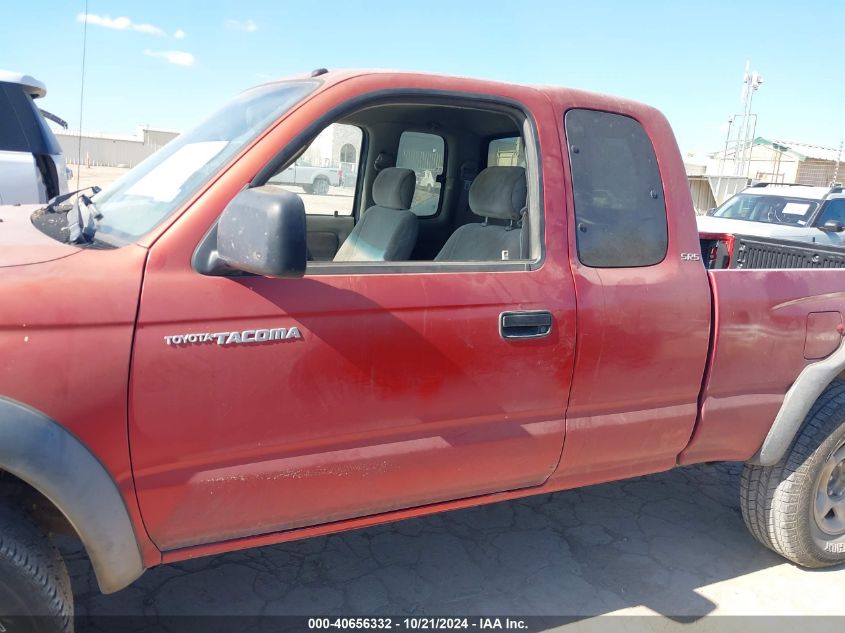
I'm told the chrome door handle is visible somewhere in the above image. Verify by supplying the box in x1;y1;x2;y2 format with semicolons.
500;311;552;339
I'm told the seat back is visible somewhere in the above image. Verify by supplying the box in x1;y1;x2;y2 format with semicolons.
334;168;419;262
435;166;526;262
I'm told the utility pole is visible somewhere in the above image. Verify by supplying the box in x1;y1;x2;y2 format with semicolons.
720;62;763;178
736;63;764;177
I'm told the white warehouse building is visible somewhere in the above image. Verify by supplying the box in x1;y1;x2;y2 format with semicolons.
55;126;179;168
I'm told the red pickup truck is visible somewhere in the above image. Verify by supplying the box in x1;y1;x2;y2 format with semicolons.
2;70;845;627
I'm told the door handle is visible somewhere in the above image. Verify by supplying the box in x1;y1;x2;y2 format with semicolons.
500;310;553;339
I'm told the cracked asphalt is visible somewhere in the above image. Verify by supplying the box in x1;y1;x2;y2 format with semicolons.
60;462;845;629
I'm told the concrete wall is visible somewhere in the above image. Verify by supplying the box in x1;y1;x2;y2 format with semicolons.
797;159;843;187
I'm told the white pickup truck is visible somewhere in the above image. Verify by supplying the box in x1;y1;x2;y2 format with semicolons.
268;160;342;195
697;183;845;246
0;70;70;205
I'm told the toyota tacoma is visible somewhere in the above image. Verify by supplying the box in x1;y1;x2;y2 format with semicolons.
2;69;845;629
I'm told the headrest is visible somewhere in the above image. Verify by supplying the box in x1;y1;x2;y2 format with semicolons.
469;166;526;220
372;167;416;210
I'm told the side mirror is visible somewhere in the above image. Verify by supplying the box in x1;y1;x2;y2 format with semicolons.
216;186;307;277
821;220;845;233
706;207;717;216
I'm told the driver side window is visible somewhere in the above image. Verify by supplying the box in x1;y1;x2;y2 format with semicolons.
818;199;845;226
259;98;537;269
266;123;362;216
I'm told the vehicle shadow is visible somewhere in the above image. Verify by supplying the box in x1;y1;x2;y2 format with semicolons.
62;461;826;629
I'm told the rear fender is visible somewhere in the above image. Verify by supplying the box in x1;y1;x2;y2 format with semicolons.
751;338;845;466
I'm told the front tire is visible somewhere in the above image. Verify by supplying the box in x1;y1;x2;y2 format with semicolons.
0;504;73;632
740;380;845;567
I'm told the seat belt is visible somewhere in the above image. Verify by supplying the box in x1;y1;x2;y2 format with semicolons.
456;161;479;228
519;206;529;260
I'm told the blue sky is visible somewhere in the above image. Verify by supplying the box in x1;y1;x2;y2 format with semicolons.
3;0;843;155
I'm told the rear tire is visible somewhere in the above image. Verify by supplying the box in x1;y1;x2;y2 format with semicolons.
0;504;73;632
312;177;330;195
740;380;845;567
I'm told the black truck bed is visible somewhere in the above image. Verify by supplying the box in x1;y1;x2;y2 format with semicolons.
701;234;845;270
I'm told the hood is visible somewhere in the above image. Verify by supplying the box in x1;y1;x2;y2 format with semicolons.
696;215;828;243
0;204;81;268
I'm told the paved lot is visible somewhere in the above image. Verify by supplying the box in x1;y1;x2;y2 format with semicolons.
67;164;128;192
60;462;845;630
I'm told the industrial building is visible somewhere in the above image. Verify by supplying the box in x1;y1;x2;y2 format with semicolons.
685;138;844;214
55;126;179;168
707;137;844;187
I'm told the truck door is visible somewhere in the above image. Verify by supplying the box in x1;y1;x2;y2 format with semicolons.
551;105;712;483
127;80;577;551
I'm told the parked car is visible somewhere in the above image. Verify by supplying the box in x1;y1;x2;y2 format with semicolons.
3;69;845;627
268;159;341;194
0;70;70;204
697;183;845;246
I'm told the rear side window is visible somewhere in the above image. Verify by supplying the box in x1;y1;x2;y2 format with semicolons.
565;109;668;267
488;136;524;167
0;84;29;152
0;83;60;155
397;131;444;217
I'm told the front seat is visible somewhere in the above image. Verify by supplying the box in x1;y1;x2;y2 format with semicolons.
435;166;527;261
334;167;418;261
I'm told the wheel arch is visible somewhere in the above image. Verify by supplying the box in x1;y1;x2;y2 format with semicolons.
751;339;845;466
0;396;145;593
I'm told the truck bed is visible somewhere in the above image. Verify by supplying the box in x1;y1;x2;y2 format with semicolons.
701;233;845;270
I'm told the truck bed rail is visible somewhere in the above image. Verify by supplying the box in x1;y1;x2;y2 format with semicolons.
700;233;845;270
731;235;845;269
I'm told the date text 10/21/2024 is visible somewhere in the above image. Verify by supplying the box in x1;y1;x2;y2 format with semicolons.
307;618;529;630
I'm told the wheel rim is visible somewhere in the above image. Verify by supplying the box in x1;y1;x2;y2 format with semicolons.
814;440;845;536
316;180;328;194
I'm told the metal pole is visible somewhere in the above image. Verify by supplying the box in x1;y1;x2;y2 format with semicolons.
833;140;843;186
720;117;733;176
735;66;751;176
745;113;757;179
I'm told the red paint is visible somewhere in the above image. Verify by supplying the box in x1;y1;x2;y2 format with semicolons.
2;70;843;575
128;74;577;551
679;270;845;464
546;91;712;485
0;245;161;567
805;312;843;360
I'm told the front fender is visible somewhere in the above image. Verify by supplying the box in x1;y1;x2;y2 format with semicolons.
0;397;144;593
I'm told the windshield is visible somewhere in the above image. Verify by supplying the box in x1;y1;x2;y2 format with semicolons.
712;193;819;226
90;81;316;246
